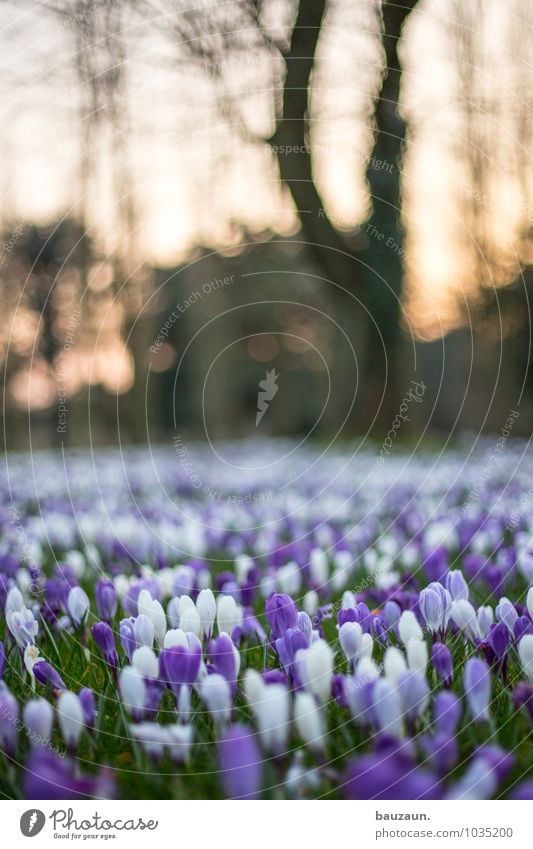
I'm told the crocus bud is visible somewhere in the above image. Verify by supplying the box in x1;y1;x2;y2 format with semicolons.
294;691;325;753
477;605;494;638
95;579;117;621
0;687;19;755
79;688;95;727
119;617;136;661
132;646;159;679
339;621;363;665
219;724;262;799
167;596;181;629
372;678;404;738
451;599;481;641
434;691;462;736
33;660;66;693
138;590;166;646
167;723;194;763
67;586;90;627
217;594;242;636
133;613;155;649
309;548;329;586
407;639;428;675
463;658;491;723
249;680;290;754
265;592;298;641
57;691;84;750
431;642;453;686
527;587;533;621
398;610;424;644
200;673;232;724
495;597;518;631
160;644;202;717
383;646;407;682
196;588;216;639
92;621;118;668
119;666;146;721
163;628;188;649
296;639;334;704
179;597;202;637
419;583;452;633
5;586;24;624
209;633;240;693
23;697;53;745
518;634;533;683
8;606;38;647
397;670;429;721
446;570;469;601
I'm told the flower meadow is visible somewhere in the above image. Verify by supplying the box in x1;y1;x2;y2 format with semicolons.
1;439;533;800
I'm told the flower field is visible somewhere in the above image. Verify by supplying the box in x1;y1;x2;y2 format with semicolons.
1;439;533;800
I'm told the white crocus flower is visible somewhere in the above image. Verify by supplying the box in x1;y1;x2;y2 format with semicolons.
296;639;334;704
217;594;241;635
199;673;232;724
451;599;482;641
163;628;188;649
67;586;90;626
383;646;407;683
57;691;84;750
132;646;159;679
407;638;428;675
137;590;166;646
196;589;217;639
372;678;404;739
518;635;533;683
120;666;146;718
293;691;325;753
398;610;424;644
133;613;155;649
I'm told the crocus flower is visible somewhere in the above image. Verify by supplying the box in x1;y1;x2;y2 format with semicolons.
486;621;510;661
518;634;533;682
243;669;290;754
218;724;262;799
33;660;66;693
344;746;439;800
79;688;95;727
293;691;325;753
67;586;90;627
0;687;19;755
132;646;159;679
445;569;469;601
133;613;155;649
419;583;452;633
24;749;115;799
217;594;241;636
451;599;482;641
398;610;424;644
397;670;429;721
23;698;54;745
8;606;38;646
384;646;408;682
119;617;136;662
372;678;404;739
339;621;364;666
433;691;462;736
92;621;118;669
160;644;202;717
0;641;5;678
196;588;216;639
431;642;453;686
495;597;518;631
265;592;298;641
199;673;232;724
95;579;117;621
119;666;147;721
57;691;84;751
167;723;194;763
137;590;167;646
463;658;491;723
209;633;240;693
406;639;428;675
276;626;309;679
295;639;334;704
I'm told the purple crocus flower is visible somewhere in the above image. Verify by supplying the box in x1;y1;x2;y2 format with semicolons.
24;749;115;800
92;621;119;670
209;633;239;693
119;617;136;663
276;627;309;680
486;621;510;661
433;692;462;736
421;732;458;775
95;579;117;621
218;724;262;799
445;569;469;601
344;748;440;800
265;592;298;641
514;615;533;644
512;682;533;722
431;642;453;687
33;661;66;693
463;658;491;723
79;688;95;728
160;644;202;716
